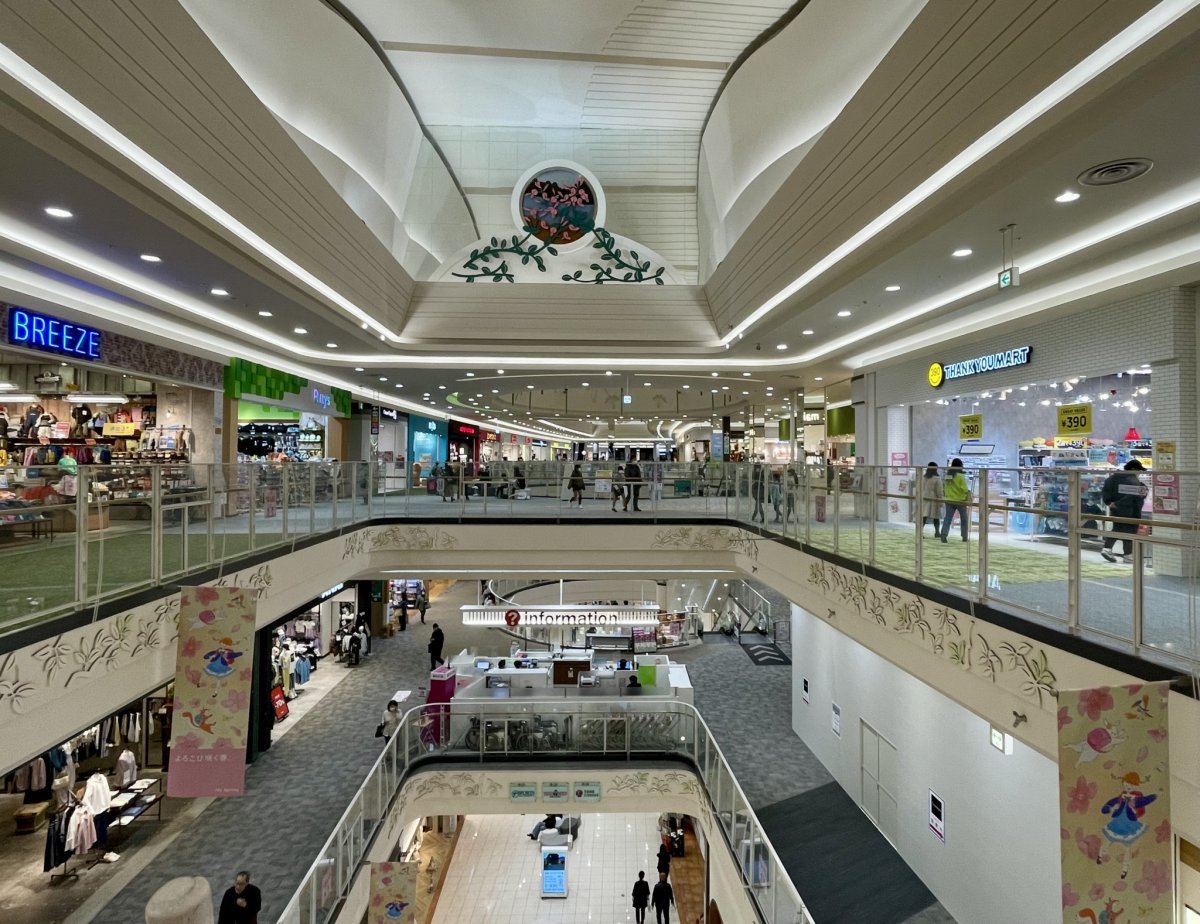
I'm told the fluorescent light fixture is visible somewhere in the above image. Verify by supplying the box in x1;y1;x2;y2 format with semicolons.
140;253;161;263
884;285;900;292
326;342;338;348
802;329;814;336
718;0;1200;345
68;393;126;404
354;367;364;372
952;248;973;257
44;206;72;219
0;382;17;390
465;372;475;377
257;310;272;317
210;287;228;296
814;376;824;382
0;393;36;402
293;327;307;334
379;376;387;382
1055;190;1080;203
776;343;787;350
837;310;852;317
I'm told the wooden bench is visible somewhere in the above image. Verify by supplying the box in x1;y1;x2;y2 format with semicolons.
13;801;51;834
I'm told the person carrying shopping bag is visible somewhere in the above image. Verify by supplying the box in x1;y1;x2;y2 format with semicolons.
939;458;971;542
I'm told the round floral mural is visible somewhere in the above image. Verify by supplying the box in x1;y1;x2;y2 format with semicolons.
519;167;597;244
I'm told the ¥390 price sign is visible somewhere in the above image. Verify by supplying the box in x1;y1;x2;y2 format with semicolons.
1057;402;1092;436
958;414;983;441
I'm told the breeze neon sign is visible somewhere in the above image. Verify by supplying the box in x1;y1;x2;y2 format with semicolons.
8;306;101;360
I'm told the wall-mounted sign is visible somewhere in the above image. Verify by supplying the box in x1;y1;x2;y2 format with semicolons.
928;346;1031;388
1057;402;1092;436
572;782;601;802
481;429;501;442
103;421;138;437
802;678;810;704
311;388;332;410
929;790;945;843
831;702;842;737
379;407;400;422
541;781;570;803
319;582;346;601
370;405;380;435
802;410;825;424
958;414;983;441
509;782;538;803
427;420;437;431
8;307;102;360
461;605;660;627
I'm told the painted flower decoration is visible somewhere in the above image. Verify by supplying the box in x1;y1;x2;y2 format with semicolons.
1076;688;1114;720
521;169;597;244
1057;706;1072;731
195;586;221;605
1133;859;1171;901
1062;882;1079;908
1067;776;1097;814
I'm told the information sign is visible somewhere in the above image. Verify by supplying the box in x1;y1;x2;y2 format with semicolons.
541;781;570;803
1057;403;1092;436
958;414;983;441
572;782;601;803
541;846;567;898
509;782;538;803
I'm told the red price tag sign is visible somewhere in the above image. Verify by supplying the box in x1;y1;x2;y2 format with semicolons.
504;609;521;627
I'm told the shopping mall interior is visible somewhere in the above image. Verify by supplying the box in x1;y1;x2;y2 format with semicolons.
1;2;1200;923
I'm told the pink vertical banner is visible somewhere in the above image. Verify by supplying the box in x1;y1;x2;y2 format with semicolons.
1058;682;1171;923
167;586;257;797
369;861;418;923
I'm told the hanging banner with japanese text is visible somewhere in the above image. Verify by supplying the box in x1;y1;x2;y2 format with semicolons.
1057;682;1171;923
369;861;418;923
167;586;257;797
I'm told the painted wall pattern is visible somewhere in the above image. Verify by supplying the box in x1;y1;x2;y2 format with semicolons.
803;558;1059;710
1057;682;1171;923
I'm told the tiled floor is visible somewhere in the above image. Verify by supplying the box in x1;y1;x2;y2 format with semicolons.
432;814;672;924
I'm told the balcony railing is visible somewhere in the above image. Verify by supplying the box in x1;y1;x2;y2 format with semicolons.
275;699;812;924
2;460;1195;670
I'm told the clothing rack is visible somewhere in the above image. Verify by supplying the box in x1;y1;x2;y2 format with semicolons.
47;793;95;882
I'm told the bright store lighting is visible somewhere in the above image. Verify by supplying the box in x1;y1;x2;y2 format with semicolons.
258;311;272;317
802;329;814;335
68;393;126;404
44;206;73;218
0;393;36;402
837;310;852;317
884;285;900;292
293;327;307;334
379;376;387;382
326;342;338;348
1055;190;1081;203
776;343;787;350
354;367;364;372
139;253;161;263
210;287;228;296
952;248;973;257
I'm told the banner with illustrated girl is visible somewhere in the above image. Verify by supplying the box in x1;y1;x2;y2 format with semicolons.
369;861;418;923
167;586;257;797
1058;682;1171;923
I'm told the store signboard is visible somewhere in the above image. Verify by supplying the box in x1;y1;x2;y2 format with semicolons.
103;421;138;437
1057;402;1092;436
168;586;257;797
7;306;103;360
379;407;400;422
370;405;380;435
928;345;1030;387
958;414;983;441
573;781;602;802
509;781;538;803
541;781;571;803
368;861;417;924
711;430;725;461
462;605;660;627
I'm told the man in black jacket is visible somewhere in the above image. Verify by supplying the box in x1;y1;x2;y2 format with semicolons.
218;870;262;924
1100;460;1146;563
631;870;650;923
651;872;674;923
428;624;445;670
624;453;643;511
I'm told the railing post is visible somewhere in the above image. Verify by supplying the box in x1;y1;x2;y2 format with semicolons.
206;464;215;568
1132;539;1144;651
915;469;924;581
309;463;317;535
832;469;841;553
247;464;257;549
867;465;878;567
150;466;163;586
977;471;989;604
280;463;290;540
804;467;812;547
1066;470;1081;633
75;466;89;605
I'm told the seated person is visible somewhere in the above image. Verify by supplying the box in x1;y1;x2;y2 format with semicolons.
628;675;642;688
529;813;560;840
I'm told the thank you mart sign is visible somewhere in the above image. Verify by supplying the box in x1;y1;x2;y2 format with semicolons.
927;346;1031;388
461;605;660;627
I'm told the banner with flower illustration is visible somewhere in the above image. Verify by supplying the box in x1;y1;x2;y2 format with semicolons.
167;586;257;797
369;861;417;923
1058;682;1171;923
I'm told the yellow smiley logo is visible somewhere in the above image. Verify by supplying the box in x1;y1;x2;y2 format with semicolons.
927;362;944;388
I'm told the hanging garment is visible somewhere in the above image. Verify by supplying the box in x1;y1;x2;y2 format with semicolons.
13;763;30;791
115;750;137;788
66;806;97;853
129;713;141;744
44;812;73;871
29;757;47;791
82;773;112;815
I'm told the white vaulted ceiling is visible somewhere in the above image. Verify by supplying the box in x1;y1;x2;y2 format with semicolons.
340;0;798;281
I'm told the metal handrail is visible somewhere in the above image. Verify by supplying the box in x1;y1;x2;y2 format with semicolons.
275;699;812;924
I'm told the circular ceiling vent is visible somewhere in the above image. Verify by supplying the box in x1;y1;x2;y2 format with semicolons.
1077;158;1153;187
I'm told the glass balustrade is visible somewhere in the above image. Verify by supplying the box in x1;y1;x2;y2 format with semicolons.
0;461;1195;671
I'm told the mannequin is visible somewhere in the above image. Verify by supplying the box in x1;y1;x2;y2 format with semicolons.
35;410;57;439
70;403;92;438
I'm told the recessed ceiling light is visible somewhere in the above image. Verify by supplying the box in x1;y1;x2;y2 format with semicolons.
682;385;690;390
1055;190;1080;203
814;377;824;382
711;372;719;378
326;342;338;348
776;343;787;350
742;372;752;377
802;329;814;336
379;376;387;382
258;310;273;317
742;390;749;395
140;253;162;263
210;287;229;296
466;372;475;377
354;367;364;372
605;371;613;376
952;248;973;257
438;385;446;390
395;384;403;389
884;285;900;292
837;310;852;317
497;369;504;374
582;382;589;387
44;206;73;219
293;327;307;334
643;382;651;387
491;389;499;394
361;322;368;330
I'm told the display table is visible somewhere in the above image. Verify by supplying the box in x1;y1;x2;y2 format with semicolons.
108;777;163;843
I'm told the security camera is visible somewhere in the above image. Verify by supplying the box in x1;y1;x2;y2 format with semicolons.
755;342;762;351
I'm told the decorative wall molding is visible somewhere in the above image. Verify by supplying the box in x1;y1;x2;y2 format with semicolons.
652;526;759;562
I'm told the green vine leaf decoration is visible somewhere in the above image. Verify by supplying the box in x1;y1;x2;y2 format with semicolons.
561;228;667;285
453;226;562;282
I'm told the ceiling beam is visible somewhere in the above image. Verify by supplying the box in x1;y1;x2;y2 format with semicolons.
379;41;729;71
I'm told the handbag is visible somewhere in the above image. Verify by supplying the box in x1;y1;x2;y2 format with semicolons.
374;723;384;738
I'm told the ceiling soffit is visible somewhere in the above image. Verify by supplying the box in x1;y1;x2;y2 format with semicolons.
0;0;415;332
704;0;1161;340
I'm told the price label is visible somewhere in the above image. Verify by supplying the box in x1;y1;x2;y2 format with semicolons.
958;414;983;441
103;421;137;437
1057;403;1092;436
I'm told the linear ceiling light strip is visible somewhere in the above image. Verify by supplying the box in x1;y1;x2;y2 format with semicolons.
720;0;1200;345
0;42;401;343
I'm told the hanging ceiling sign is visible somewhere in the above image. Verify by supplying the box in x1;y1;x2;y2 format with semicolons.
928;346;1031;388
461;605;660;627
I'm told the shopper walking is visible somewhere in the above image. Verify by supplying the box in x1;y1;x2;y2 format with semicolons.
418;590;429;624
650;872;674;924
785;467;799;524
568;464;586;506
656;842;671;878
750;456;766;523
769;468;783;522
631;870;650;924
379;700;401;742
612;464;626;512
217;870;262;924
398;593;409;631
920;462;944;535
939;458;971;543
428;623;445;671
1101;459;1147;563
625;454;643;511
